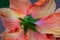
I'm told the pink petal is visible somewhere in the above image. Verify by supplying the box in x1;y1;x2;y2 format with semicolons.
0;8;20;30
1;18;20;30
10;0;56;18
1;29;24;40
35;13;60;37
27;30;48;40
29;0;56;18
55;8;60;13
10;0;31;14
46;34;56;40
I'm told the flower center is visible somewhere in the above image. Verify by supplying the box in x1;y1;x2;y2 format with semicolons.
19;15;39;34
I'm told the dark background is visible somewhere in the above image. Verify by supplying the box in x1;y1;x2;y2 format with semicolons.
0;0;60;40
0;0;9;8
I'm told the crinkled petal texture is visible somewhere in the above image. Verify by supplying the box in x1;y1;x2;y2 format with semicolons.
35;12;60;37
10;0;56;18
26;30;56;40
0;8;25;30
10;0;31;15
55;8;60;13
0;0;60;40
1;29;24;40
27;30;48;40
28;0;56;18
0;8;24;40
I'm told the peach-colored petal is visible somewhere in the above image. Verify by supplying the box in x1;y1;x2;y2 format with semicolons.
55;8;60;13
34;0;46;6
10;0;56;18
0;8;22;30
10;0;31;14
28;0;56;18
35;13;60;37
27;30;48;40
24;34;28;40
1;29;24;40
26;31;56;40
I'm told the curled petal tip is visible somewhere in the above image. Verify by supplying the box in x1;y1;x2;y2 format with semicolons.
55;8;60;13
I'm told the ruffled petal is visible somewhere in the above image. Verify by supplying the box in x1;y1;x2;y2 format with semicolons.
10;0;31;14
35;13;60;37
0;8;24;30
26;30;56;40
10;0;56;18
1;29;24;40
55;8;60;13
27;30;48;40
29;0;56;18
46;34;56;40
34;0;46;6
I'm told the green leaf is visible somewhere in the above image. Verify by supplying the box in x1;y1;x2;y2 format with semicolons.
30;19;39;23
24;25;28;35
19;18;25;22
29;25;38;32
19;15;39;35
24;15;39;23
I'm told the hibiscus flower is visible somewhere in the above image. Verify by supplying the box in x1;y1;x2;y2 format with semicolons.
0;0;60;40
